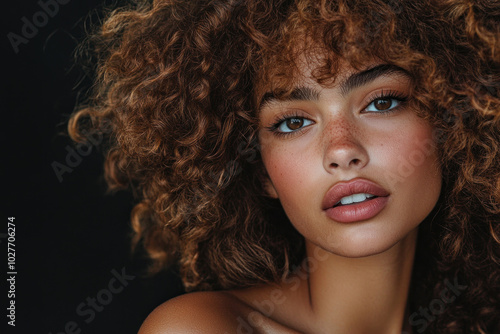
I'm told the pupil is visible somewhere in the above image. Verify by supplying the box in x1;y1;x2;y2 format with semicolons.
375;99;391;110
287;118;303;130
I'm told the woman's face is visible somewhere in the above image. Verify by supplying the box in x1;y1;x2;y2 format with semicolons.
258;61;442;257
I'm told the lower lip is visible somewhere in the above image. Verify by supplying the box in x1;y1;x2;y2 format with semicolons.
324;196;389;223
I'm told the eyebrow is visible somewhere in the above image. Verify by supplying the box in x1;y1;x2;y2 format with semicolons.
259;86;320;110
259;64;410;109
339;64;410;96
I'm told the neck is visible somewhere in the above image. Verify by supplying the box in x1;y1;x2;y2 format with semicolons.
303;228;417;334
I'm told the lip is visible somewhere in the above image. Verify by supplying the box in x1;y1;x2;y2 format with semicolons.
322;178;390;223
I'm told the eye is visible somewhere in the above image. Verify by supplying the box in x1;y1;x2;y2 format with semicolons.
365;97;404;112
276;117;314;133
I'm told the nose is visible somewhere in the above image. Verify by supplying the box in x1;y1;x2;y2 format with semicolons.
323;118;369;172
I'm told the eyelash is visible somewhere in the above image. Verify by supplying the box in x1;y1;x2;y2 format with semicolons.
266;90;409;138
266;113;310;138
364;90;409;114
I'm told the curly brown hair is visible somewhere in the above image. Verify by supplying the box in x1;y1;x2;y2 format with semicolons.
69;0;500;332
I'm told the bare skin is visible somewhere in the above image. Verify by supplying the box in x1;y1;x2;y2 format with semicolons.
226;229;417;334
139;229;416;333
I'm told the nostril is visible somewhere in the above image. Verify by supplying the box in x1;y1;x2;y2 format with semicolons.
350;158;361;166
324;143;369;171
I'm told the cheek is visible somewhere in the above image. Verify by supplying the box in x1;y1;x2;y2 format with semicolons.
262;146;321;235
260;135;322;207
398;122;440;178
382;119;442;212
370;113;439;173
262;146;310;195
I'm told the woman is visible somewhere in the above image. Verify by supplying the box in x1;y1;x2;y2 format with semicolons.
70;0;500;332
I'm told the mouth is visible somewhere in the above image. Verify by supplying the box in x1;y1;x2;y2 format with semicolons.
323;178;390;223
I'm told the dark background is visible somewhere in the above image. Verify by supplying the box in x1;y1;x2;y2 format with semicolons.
3;1;185;333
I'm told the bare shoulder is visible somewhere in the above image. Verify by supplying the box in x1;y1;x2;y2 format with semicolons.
138;290;249;334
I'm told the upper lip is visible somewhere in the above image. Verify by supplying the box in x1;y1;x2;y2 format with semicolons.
322;178;390;210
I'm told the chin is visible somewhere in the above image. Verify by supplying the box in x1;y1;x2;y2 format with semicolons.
317;224;418;258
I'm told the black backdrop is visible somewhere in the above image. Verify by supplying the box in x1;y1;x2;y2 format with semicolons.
3;1;185;333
